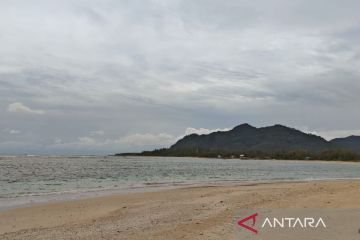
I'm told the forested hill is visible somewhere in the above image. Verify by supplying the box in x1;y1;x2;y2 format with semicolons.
170;124;329;153
118;124;360;161
330;136;360;153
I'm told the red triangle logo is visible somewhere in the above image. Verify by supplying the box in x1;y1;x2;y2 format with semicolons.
237;213;258;234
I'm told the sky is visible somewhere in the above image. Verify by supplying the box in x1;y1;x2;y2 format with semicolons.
1;0;360;155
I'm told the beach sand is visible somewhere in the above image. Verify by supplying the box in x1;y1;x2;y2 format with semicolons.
0;180;359;240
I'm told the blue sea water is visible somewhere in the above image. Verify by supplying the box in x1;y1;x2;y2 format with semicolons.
0;156;359;209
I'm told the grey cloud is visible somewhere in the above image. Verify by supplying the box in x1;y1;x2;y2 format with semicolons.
1;0;360;154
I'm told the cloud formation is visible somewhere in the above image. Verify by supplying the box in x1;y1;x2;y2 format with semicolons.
9;129;21;135
117;133;175;149
184;127;231;136
0;0;360;154
7;102;44;115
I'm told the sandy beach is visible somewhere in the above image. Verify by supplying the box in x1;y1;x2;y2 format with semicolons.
0;180;359;240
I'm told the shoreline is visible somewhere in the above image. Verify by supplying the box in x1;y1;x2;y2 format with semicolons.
1;180;360;239
2;157;360;213
3;154;360;163
117;155;360;163
2;177;360;213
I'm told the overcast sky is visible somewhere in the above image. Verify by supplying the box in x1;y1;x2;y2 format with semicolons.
1;0;360;155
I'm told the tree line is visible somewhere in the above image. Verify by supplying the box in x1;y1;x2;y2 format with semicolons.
119;147;360;161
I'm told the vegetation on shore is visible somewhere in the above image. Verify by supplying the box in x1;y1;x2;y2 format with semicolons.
117;148;360;161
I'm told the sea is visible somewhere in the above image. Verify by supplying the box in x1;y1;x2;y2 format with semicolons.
1;155;360;211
